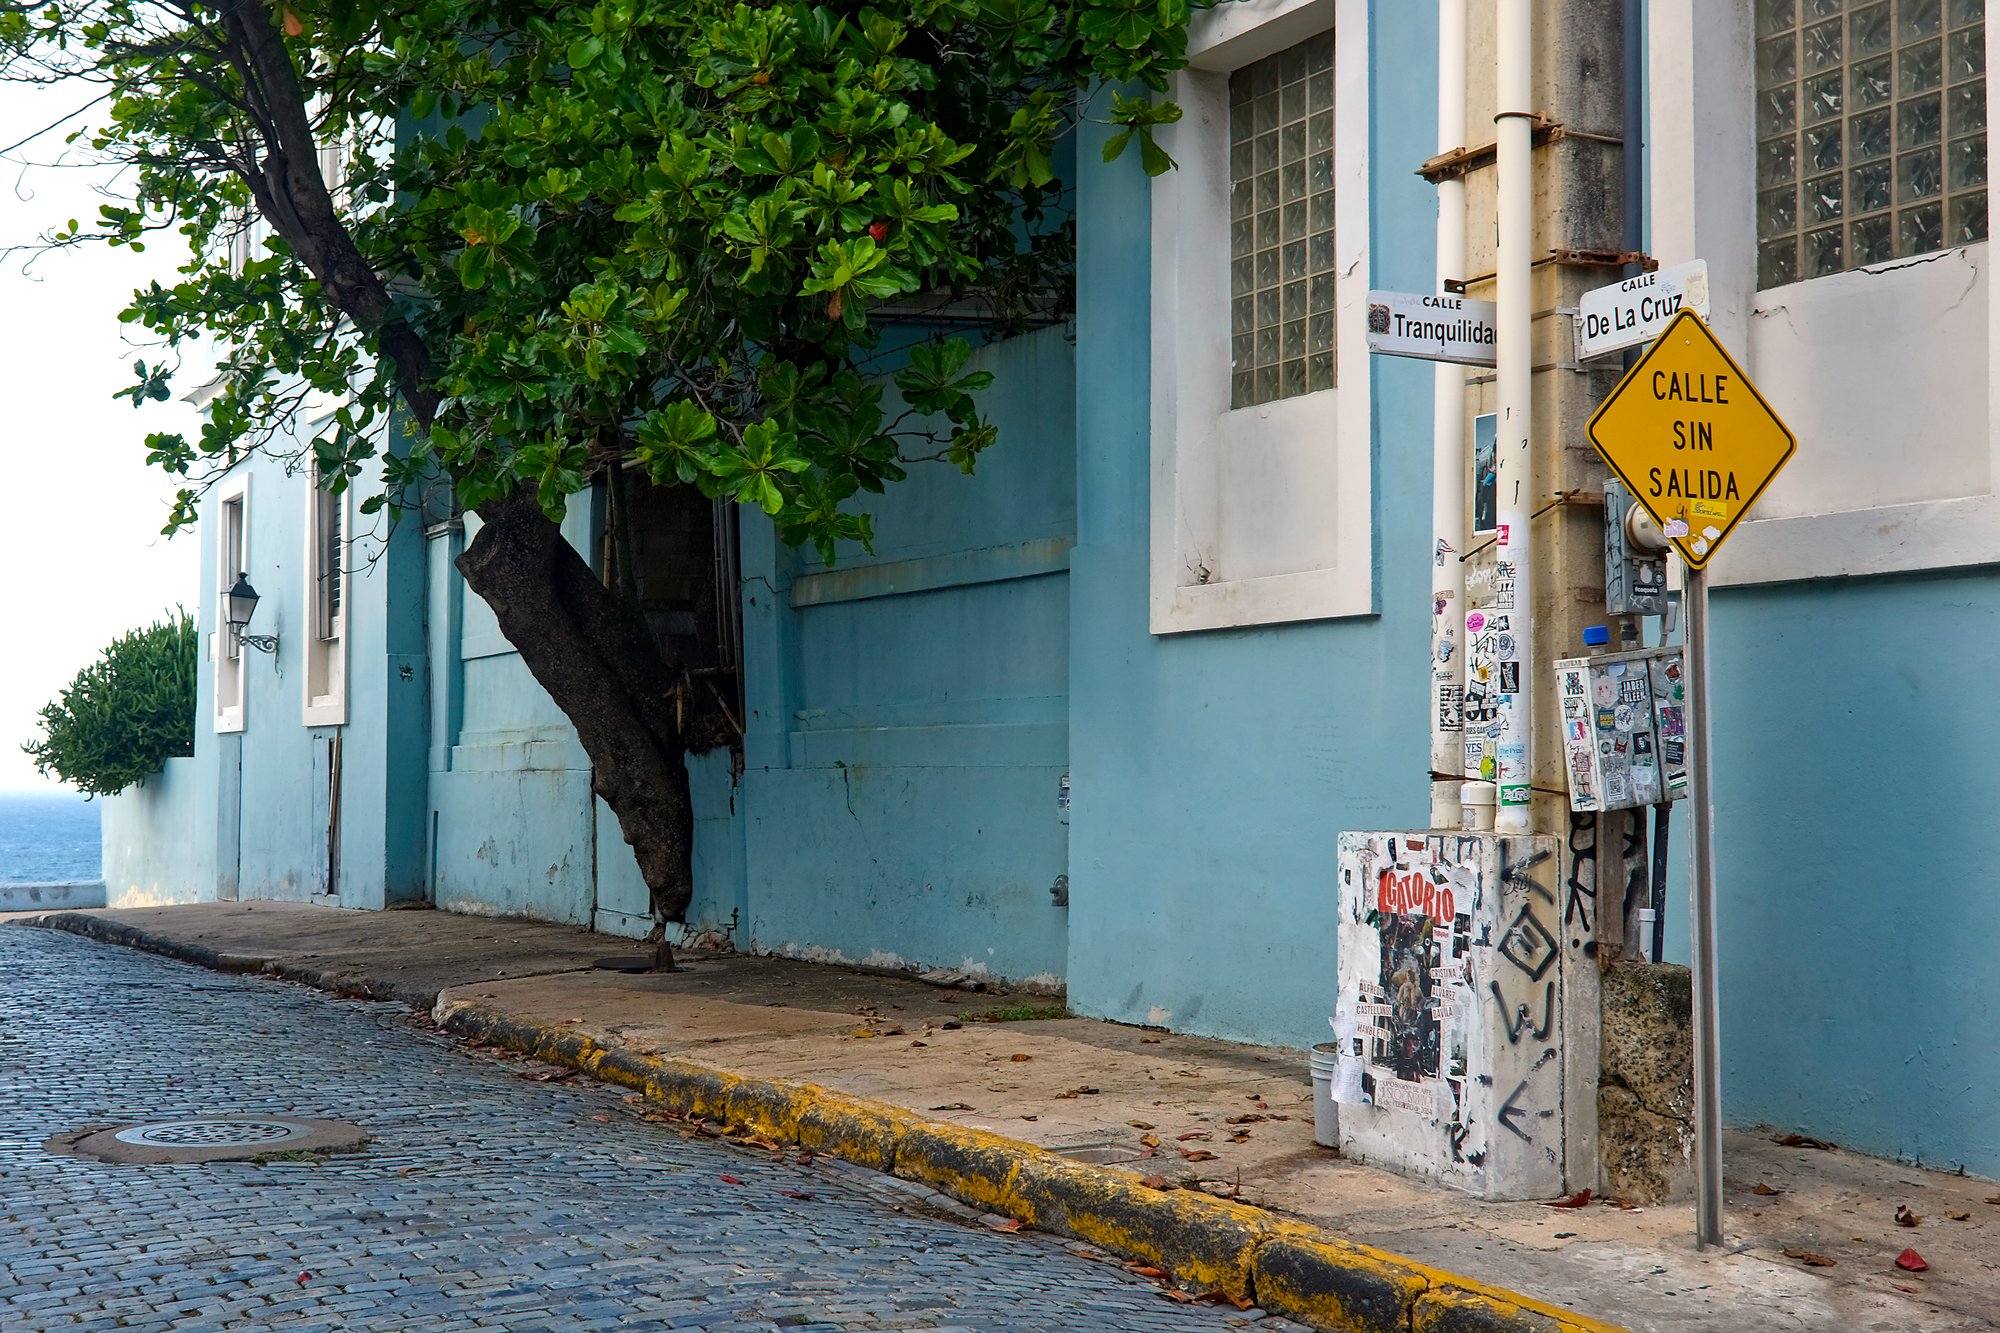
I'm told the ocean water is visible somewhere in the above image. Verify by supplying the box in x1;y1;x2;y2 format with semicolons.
0;789;102;884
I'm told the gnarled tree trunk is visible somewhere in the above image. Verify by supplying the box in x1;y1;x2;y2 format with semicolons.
456;490;696;936
212;0;710;957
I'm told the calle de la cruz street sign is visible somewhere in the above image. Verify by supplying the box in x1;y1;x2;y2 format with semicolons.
1585;309;1797;569
1575;258;1710;361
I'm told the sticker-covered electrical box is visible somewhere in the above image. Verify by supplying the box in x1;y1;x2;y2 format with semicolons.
1554;647;1689;812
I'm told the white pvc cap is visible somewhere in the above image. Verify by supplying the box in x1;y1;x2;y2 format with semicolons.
1460;781;1497;807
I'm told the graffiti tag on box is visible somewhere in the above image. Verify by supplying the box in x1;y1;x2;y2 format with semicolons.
1334;831;1569;1189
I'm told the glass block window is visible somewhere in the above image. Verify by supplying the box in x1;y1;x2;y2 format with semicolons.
1756;0;1987;288
1229;31;1336;407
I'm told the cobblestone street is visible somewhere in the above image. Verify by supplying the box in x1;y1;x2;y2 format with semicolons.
0;927;1304;1333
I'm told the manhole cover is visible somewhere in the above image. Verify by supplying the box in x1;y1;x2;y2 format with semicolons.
113;1120;310;1148
48;1117;368;1165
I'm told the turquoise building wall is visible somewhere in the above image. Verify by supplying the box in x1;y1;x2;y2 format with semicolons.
1699;570;2000;1177
734;324;1077;985
1063;4;1438;1047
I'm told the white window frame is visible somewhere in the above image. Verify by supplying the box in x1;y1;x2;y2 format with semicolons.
1149;0;1372;633
301;467;349;727
1652;0;1999;586
213;473;250;733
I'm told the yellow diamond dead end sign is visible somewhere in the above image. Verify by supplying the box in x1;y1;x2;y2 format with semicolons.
1586;309;1796;569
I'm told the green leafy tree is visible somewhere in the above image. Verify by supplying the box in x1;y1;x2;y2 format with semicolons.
0;0;1198;960
25;612;197;798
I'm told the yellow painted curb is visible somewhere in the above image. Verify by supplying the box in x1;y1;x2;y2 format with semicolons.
431;997;1624;1333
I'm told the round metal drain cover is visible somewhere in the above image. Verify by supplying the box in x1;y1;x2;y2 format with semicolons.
113;1119;311;1148
48;1117;369;1165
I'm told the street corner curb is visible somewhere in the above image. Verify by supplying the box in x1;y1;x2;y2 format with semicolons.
429;997;1619;1333
22;911;267;976
1412;1280;1628;1333
1250;1235;1431;1333
892;1119;1276;1301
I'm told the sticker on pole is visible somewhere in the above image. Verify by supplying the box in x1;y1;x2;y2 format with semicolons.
1584;309;1796;569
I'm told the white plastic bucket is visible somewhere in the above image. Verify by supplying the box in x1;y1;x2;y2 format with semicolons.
1309;1042;1341;1147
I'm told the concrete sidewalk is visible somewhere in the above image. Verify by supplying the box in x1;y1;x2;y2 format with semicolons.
13;904;1996;1332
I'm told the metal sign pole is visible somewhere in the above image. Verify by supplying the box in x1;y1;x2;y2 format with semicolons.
1685;562;1725;1249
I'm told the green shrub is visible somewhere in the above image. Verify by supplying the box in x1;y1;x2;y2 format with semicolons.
24;611;197;796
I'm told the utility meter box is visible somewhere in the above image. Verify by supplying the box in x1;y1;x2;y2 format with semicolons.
1333;831;1594;1201
1553;648;1689;812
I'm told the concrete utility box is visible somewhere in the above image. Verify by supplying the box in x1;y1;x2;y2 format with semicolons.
1333;832;1595;1201
1552;648;1689;813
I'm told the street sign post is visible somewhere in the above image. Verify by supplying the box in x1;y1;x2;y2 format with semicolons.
1364;290;1498;366
1575;259;1711;362
1585;309;1796;1251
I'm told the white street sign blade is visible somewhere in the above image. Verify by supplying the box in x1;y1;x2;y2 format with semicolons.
1575;259;1711;362
1365;290;1498;367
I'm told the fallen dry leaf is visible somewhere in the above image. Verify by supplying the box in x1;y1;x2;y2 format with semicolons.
1986;1195;2000;1205
1140;1134;1162;1148
517;1068;577;1082
1020;1114;1039;1122
1140;1036;1163;1044
1140;1174;1174;1190
1010;1053;1031;1062
985;1216;1024;1233
1752;1182;1784;1196
1895;1248;1928;1272
1054;1086;1102;1099
1947;1211;1971;1221
1601;1197;1641;1210
1896;1204;1922;1227
1158;1289;1195;1305
930;1102;974;1111
731;1135;783;1152
1784;1248;1836;1268
1180;1148;1219;1162
1893;1283;1920;1294
590;1114;611;1123
1191;1290;1255;1310
909;1040;928;1048
1176;1132;1211;1142
719;1174;744;1185
779;1188;816;1201
1129;1265;1171;1280
1228;1131;1252;1143
1225;1114;1267;1125
1771;1132;1835;1150
1128;1120;1156;1130
1547;1189;1593;1208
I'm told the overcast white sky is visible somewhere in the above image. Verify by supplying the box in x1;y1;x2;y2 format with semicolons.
0;85;204;791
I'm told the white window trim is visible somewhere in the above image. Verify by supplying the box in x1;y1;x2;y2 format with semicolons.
1651;0;2000;586
301;472;350;727
1149;0;1372;633
213;472;250;733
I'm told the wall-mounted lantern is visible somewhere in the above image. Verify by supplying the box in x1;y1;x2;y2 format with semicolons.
224;573;280;655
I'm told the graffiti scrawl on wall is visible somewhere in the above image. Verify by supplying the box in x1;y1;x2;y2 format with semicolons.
1334;831;1582;1201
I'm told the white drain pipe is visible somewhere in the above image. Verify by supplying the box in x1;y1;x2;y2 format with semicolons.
1493;0;1535;833
1429;0;1469;830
